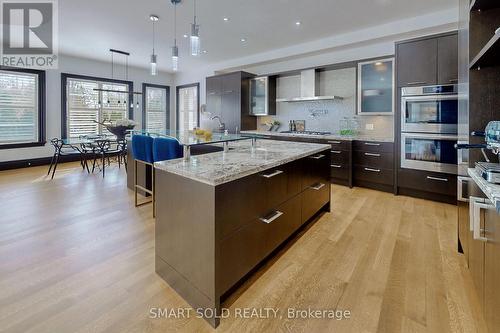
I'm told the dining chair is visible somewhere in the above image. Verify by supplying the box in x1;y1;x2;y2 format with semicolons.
47;138;83;179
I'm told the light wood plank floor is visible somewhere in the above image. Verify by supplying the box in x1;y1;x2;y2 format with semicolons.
0;162;487;333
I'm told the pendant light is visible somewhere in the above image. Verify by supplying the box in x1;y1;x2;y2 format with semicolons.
190;0;200;56
150;15;159;76
171;0;180;71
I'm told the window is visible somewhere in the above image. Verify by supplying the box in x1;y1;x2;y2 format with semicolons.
62;74;132;138
0;68;45;148
176;83;199;132
143;83;170;132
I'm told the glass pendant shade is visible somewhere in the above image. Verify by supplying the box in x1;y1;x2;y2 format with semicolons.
150;54;157;76
172;45;179;71
190;24;200;56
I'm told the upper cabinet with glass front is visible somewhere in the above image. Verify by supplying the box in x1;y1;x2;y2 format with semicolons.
357;58;394;115
249;76;276;116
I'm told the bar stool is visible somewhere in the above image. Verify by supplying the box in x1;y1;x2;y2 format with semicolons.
132;135;155;214
152;137;183;216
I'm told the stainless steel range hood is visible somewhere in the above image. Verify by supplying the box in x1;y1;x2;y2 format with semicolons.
275;69;344;102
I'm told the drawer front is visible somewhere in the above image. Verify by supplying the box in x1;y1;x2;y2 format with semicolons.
327;139;350;151
264;194;301;255
219;218;267;294
353;165;394;185
260;167;289;209
217;174;267;240
398;169;457;196
330;163;350;180
330;149;350;165
353;151;394;170
353;140;394;153
301;182;330;224
302;150;330;190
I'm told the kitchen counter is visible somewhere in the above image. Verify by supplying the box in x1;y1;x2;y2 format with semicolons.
154;139;331;328
241;130;394;143
468;167;500;213
154;139;330;186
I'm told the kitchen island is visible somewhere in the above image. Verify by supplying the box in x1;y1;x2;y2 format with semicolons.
154;139;331;328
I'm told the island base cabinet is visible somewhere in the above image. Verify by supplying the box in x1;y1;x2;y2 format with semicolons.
302;182;330;224
155;148;330;328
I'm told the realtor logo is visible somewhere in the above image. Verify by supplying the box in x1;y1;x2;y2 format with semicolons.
1;0;58;69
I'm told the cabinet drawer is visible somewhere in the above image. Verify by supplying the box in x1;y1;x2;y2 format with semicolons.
353;140;394;153
353;151;394;170
260;167;289;209
354;166;394;185
330;149;350;164
327;139;350;151
302;150;330;190
264;194;301;255
301;182;330;224
398;169;457;196
219;218;267;294
330;163;350;180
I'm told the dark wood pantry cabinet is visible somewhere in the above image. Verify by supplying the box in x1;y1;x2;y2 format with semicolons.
396;32;458;87
206;71;256;132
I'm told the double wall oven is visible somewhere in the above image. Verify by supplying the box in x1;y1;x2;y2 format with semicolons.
400;85;458;174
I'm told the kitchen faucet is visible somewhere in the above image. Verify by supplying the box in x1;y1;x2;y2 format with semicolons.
211;116;226;131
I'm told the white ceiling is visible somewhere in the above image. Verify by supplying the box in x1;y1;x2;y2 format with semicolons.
59;0;457;73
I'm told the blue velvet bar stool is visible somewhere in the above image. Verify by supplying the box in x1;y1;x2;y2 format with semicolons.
152;137;183;216
131;135;155;214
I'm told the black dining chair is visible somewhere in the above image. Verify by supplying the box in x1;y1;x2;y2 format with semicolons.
47;138;84;179
91;139;126;177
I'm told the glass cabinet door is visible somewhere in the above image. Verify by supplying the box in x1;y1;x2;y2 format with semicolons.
250;77;268;115
357;58;394;115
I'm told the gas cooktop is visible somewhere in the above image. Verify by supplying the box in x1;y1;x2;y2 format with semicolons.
280;131;332;136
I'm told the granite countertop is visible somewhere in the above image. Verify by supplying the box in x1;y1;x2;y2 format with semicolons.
468;167;500;213
154;139;330;186
240;130;394;143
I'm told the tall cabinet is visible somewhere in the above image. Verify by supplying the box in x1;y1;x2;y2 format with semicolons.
458;0;500;331
205;71;256;133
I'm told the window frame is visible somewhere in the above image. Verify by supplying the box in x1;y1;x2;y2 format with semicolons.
0;66;46;150
176;82;200;131
142;83;170;131
61;73;134;139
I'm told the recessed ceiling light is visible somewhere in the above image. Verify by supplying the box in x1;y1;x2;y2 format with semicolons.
183;34;188;38
150;15;159;22
295;21;301;26
223;17;229;22
240;38;247;42
202;50;207;54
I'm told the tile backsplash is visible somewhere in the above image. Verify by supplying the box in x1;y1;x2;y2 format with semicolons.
258;67;394;138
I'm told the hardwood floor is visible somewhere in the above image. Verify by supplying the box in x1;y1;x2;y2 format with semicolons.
0;162;487;332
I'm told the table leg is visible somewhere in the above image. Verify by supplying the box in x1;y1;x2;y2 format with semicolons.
183;146;191;161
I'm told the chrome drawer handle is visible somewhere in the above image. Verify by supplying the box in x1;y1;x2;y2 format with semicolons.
328;141;341;144
262;170;283;178
331;164;342;168
309;154;325;160
364;168;381;173
364;152;381;157
406;81;426;85
331;150;342;154
364;142;380;146
310;183;326;191
259;210;283;224
427;176;448;182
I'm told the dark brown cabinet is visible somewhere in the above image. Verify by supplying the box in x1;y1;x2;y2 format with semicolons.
484;207;500;332
353;141;394;193
205;71;256;132
328;140;352;187
438;34;459;84
396;32;458;87
397;38;438;87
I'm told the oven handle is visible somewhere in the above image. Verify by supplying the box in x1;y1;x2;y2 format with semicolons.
401;133;459;141
401;94;458;101
455;143;487;149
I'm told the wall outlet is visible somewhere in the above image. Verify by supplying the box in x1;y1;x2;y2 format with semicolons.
365;123;374;130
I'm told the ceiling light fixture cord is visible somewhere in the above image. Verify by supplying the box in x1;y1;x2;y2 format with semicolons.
174;3;177;47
